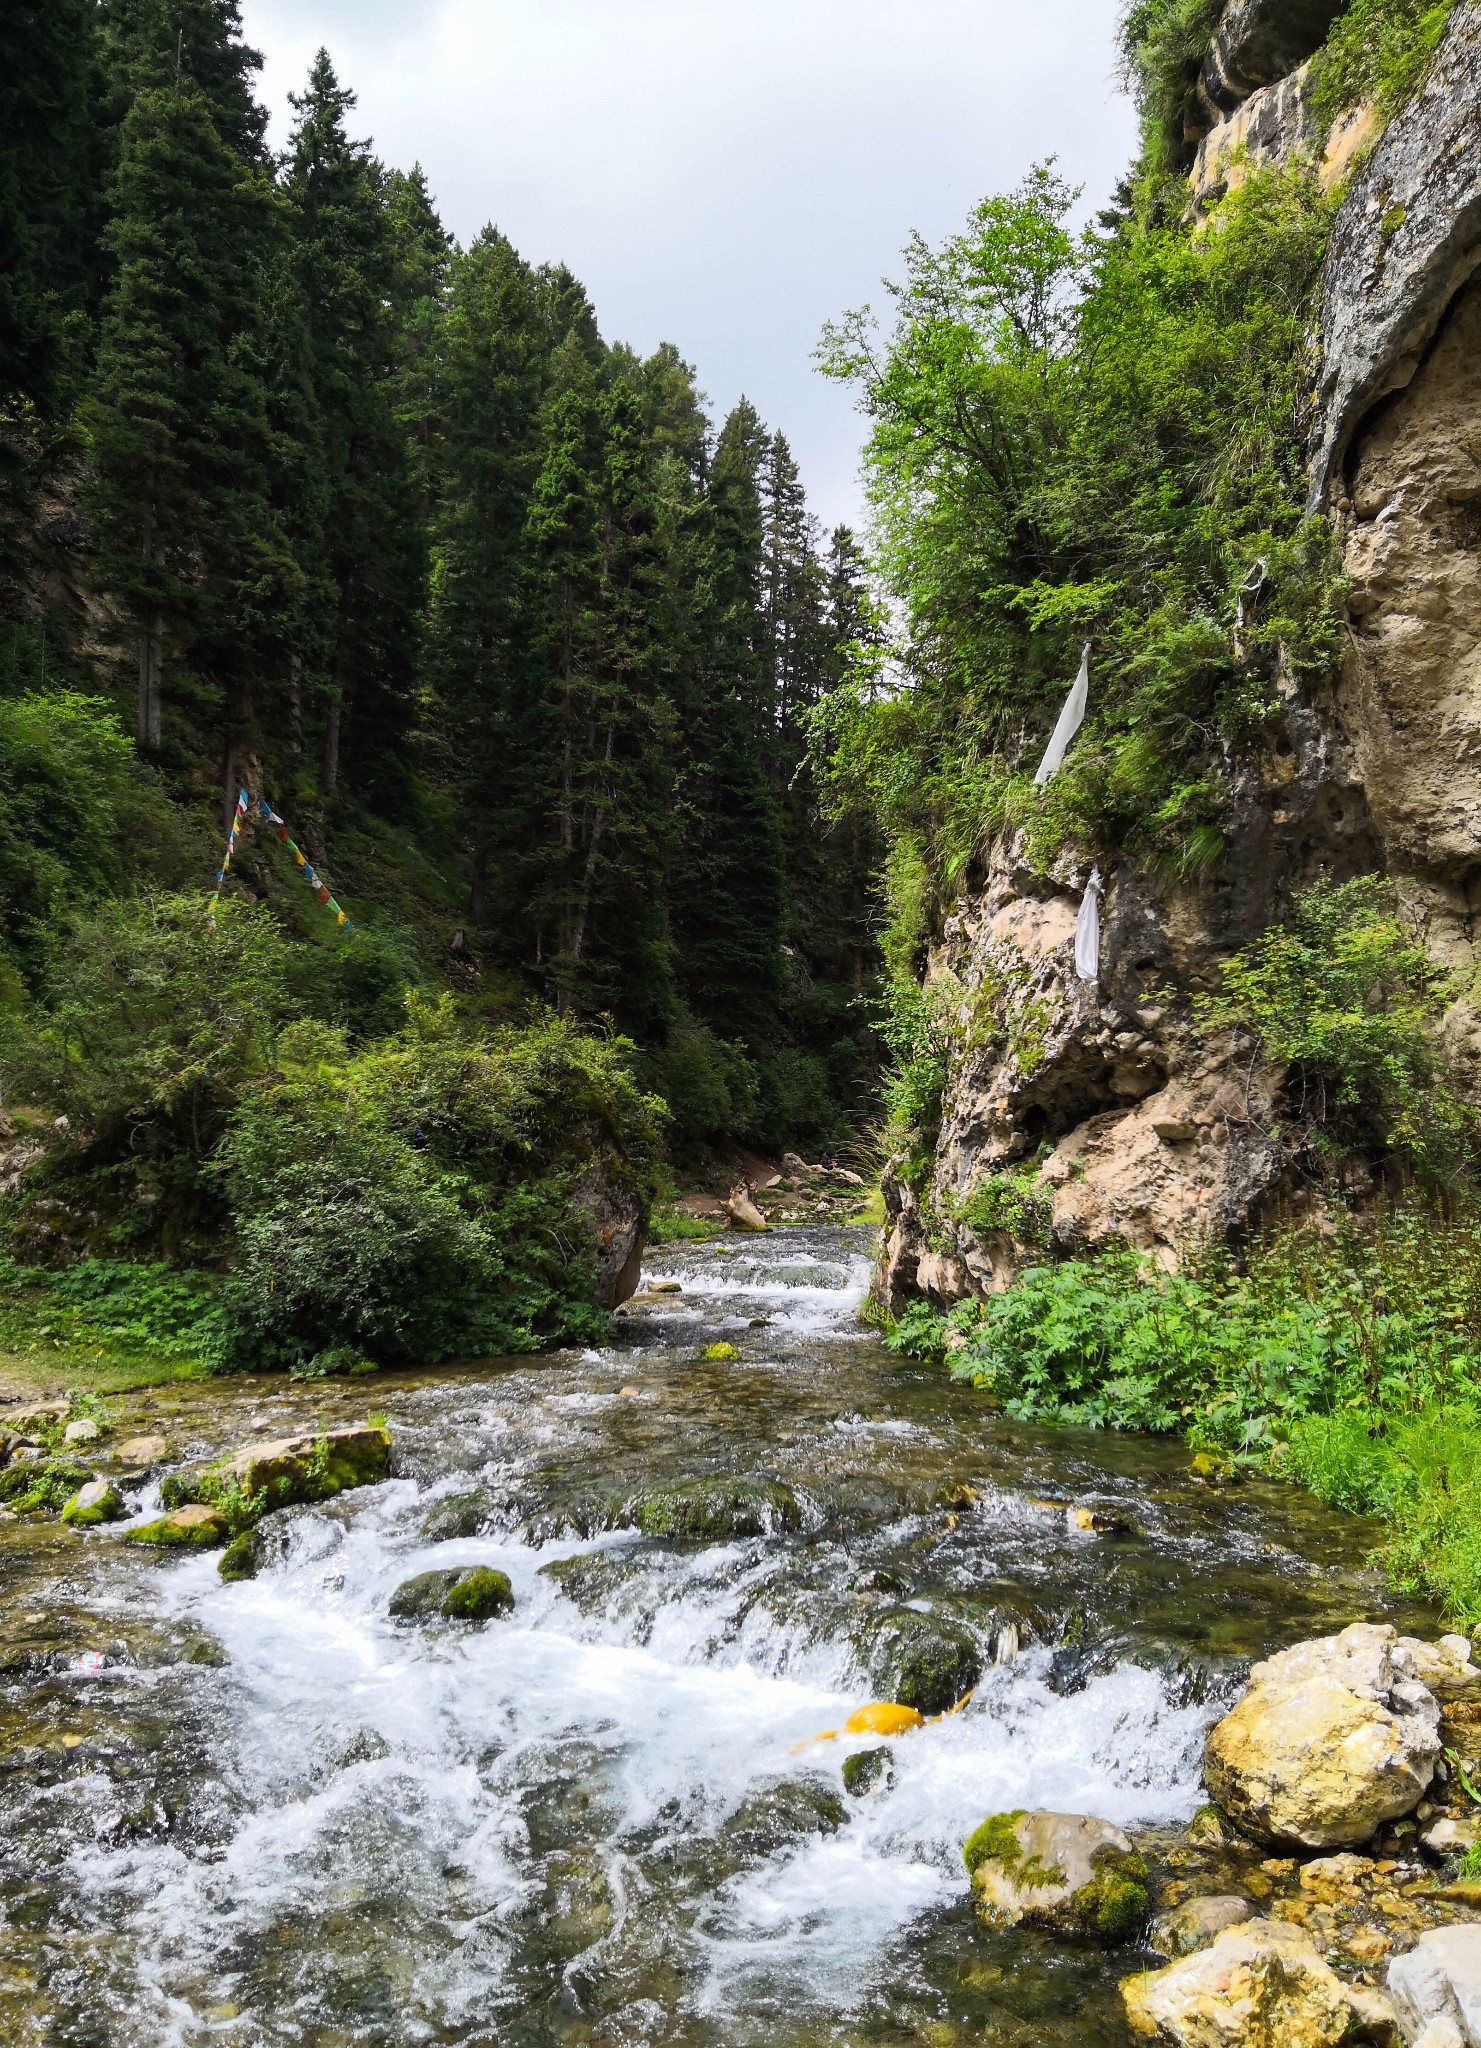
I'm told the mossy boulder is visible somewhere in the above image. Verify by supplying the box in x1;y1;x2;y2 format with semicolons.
0;1458;98;1516
842;1745;894;1797
163;1425;391;1522
720;1773;849;1856
125;1503;231;1550
965;1809;1147;1943
388;1566;514;1624
218;1530;263;1582
859;1605;982;1717
60;1479;125;1527
702;1342;739;1361
631;1476;802;1543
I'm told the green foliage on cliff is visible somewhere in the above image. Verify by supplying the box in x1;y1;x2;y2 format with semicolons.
815;159;1339;982
1309;0;1459;131
1195;875;1474;1173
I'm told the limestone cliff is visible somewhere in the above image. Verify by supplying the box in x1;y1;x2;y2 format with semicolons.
879;1;1481;1310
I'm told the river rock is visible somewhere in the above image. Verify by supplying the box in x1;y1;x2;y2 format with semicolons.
218;1530;262;1582
1203;1624;1442;1848
965;1810;1148;1941
422;1490;503;1542
631;1476;801;1542
1147;1893;1256;1960
125;1503;230;1549
1122;1919;1354;2046
112;1434;171;1468
60;1480;124;1527
1401;1634;1481;1703
62;1418;102;1446
165;1425;391;1518
388;1566;514;1623
1389;1927;1481;2047
842;1746;893;1797
1422;1817;1481;1856
860;1605;982;1717
720;1774;848;1856
726;1185;769;1232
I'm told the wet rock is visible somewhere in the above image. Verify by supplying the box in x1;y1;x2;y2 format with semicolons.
841;1745;893;1797
62;1419;102;1447
422;1490;503;1542
125;1503;230;1550
111;1434;170;1469
859;1605;982;1717
1402;1634;1481;1703
388;1565;514;1623
217;1530;262;1582
631;1476;802;1542
965;1810;1148;1941
1388;1926;1481;2047
1147;1893;1257;1960
59;1480;124;1528
1422;1816;1481;1857
1203;1624;1441;1848
1122;1918;1357;2046
164;1424;391;1518
720;1774;848;1857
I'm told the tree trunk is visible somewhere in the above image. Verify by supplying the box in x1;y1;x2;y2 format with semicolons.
137;611;163;748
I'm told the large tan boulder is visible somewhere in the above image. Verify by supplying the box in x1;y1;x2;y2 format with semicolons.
1203;1624;1441;1848
1121;1919;1355;2046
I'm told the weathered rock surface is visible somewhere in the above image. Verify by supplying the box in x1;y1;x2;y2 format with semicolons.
1197;0;1345;119
725;1184;769;1232
630;1475;802;1542
1403;1634;1481;1702
966;1810;1148;1941
1203;1624;1442;1847
1388;1925;1481;2046
388;1566;514;1623
857;1605;982;1717
111;1434;171;1469
165;1425;391;1518
1122;1918;1357;2046
62;1418;101;1446
571;1140;647;1308
1147;1892;1257;1960
1310;3;1481;509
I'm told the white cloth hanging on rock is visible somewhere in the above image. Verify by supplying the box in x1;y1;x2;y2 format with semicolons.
1075;865;1102;983
1033;642;1090;786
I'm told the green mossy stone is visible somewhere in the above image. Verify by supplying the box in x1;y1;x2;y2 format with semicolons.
963;1811;1028;1878
389;1565;514;1623
842;1746;894;1797
720;1774;849;1856
1071;1847;1149;1941
218;1530;263;1582
631;1476;802;1542
126;1504;230;1549
862;1605;982;1717
60;1480;125;1527
422;1491;499;1542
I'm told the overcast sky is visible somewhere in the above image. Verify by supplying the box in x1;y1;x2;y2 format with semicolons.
237;0;1138;534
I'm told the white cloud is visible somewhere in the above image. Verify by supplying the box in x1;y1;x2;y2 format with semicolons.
239;0;1138;531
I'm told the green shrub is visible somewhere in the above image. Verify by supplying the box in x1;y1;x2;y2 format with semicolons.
218;1000;665;1368
1195;875;1473;1174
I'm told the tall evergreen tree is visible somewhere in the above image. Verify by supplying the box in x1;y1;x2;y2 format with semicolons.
284;51;424;803
98;0;268;162
84;78;292;755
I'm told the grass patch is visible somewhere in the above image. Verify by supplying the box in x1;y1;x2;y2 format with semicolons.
647;1205;722;1244
0;1255;225;1398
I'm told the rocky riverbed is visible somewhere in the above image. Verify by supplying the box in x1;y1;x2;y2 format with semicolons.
1;1226;1477;2046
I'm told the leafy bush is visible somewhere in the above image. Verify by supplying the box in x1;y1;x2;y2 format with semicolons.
1195;874;1473;1173
0;1255;225;1364
218;1001;665;1369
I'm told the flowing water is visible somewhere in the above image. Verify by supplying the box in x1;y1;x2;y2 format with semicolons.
0;1226;1435;2048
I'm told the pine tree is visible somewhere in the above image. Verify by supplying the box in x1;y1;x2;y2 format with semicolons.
84;78;292;755
284;51;425;803
99;0;268;163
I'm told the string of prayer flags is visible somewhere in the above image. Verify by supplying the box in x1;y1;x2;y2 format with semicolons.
255;799;355;931
207;788;251;925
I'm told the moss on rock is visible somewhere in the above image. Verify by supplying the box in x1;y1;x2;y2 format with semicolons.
860;1605;983;1717
842;1745;894;1797
631;1477;802;1542
1072;1845;1149;1940
126;1503;230;1549
218;1530;263;1582
389;1565;514;1623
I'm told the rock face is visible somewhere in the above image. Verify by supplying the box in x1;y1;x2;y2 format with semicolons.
879;4;1481;1308
1389;1927;1481;2047
570;1142;647;1308
965;1810;1148;1941
1121;1918;1356;2046
1203;1624;1442;1848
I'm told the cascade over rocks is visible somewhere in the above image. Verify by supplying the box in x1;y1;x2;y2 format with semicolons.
1203;1624;1442;1848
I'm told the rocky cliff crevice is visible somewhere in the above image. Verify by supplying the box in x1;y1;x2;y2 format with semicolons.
879;1;1481;1312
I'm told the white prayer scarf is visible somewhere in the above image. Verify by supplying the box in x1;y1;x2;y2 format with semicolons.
1033;643;1090;786
1075;865;1102;983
